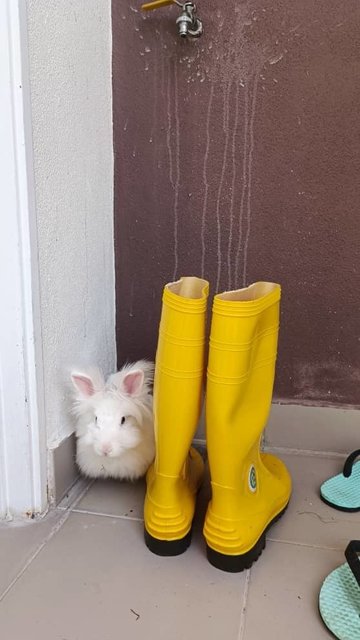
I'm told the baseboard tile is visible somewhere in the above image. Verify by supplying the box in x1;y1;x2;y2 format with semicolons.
265;403;359;454
52;433;79;505
195;403;359;455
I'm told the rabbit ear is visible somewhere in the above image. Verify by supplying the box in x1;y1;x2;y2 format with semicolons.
121;369;144;396
71;373;96;397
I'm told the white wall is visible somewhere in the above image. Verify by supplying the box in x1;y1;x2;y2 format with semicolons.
26;0;115;447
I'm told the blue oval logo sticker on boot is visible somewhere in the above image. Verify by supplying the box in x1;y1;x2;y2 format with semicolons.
249;465;257;492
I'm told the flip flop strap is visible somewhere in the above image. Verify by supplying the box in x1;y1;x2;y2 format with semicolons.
343;449;360;478
345;540;360;588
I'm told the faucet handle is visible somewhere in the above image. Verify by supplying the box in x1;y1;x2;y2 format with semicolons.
141;0;182;11
141;0;203;38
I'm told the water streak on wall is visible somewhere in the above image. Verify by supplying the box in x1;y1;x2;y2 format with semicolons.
113;0;360;406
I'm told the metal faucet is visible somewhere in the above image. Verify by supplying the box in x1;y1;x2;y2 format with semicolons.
176;2;203;38
141;0;203;39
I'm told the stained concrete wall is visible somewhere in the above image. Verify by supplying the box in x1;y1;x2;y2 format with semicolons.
113;0;360;407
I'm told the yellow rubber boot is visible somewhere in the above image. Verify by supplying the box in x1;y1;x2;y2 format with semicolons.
203;282;291;572
144;276;209;555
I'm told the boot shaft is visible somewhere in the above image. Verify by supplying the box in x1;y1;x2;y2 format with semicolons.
206;282;282;509
207;282;280;451
153;277;209;477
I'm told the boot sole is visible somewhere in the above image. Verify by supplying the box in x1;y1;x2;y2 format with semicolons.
206;504;288;573
144;528;192;557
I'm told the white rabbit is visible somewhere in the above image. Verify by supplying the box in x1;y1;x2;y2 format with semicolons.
71;360;155;481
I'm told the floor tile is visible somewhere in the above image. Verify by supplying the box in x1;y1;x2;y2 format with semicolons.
268;453;360;549
0;512;246;640
0;509;63;598
243;541;343;639
75;478;146;519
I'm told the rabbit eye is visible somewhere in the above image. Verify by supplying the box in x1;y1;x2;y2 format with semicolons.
120;416;126;425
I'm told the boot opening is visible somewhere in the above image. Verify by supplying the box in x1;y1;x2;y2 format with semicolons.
218;282;279;302
168;277;208;300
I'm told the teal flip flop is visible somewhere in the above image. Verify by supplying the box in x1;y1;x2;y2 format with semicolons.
320;449;360;512
319;541;360;640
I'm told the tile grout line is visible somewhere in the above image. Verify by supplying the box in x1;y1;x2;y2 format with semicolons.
70;507;144;523
0;479;94;603
55;477;91;511
193;439;347;460
267;537;343;552
237;569;251;640
263;446;346;460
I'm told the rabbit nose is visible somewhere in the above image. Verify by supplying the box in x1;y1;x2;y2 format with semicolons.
101;443;113;456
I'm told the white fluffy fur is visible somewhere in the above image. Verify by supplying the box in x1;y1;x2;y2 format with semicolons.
71;360;155;481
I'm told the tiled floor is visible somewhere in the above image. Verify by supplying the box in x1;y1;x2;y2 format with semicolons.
0;453;357;639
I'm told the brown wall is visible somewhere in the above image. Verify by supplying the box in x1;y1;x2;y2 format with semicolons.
113;0;360;407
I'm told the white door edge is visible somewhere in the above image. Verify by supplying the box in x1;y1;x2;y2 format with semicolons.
0;0;47;519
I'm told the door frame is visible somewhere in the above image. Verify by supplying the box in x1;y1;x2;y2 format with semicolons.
0;0;47;519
